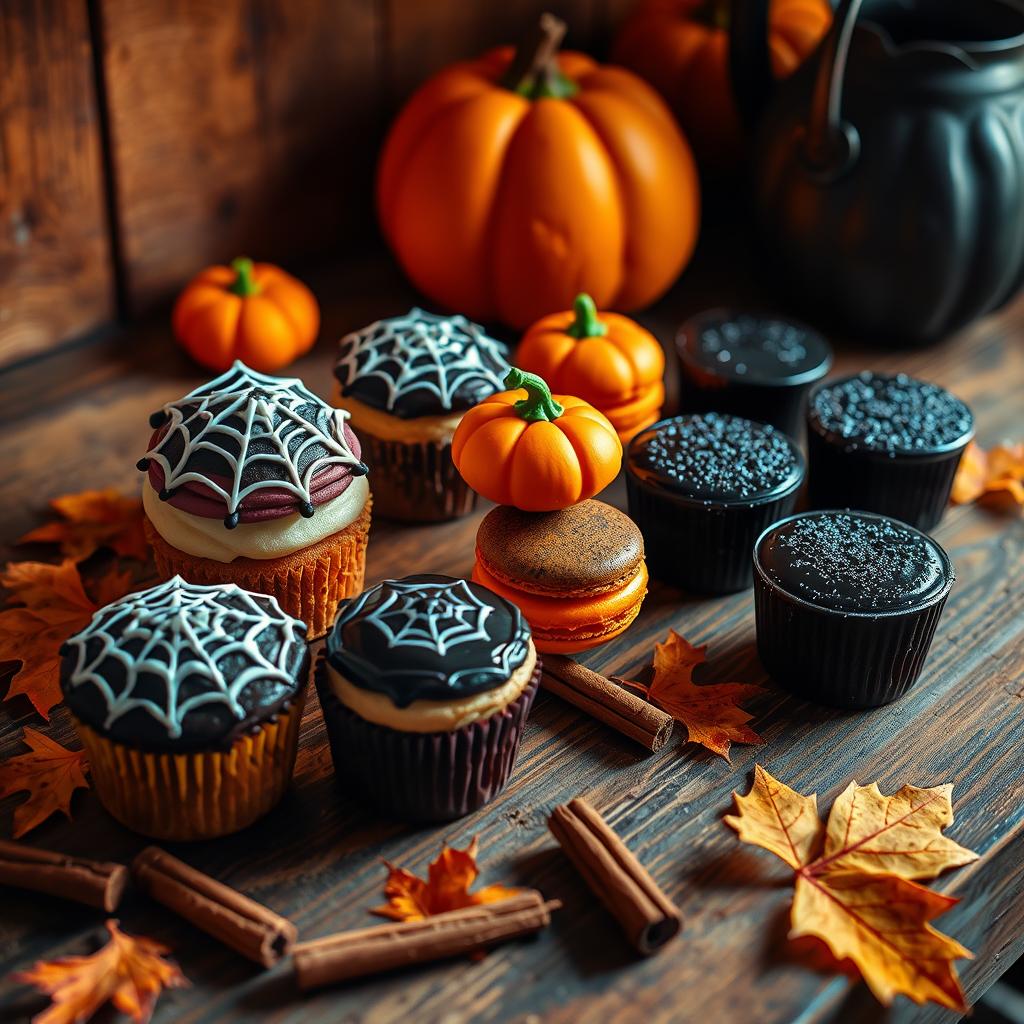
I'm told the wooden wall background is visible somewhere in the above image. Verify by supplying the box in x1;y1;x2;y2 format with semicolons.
0;0;630;368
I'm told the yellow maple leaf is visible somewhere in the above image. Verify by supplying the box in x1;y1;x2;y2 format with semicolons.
0;727;89;838
372;837;519;922
623;629;765;760
725;765;976;1011
16;919;187;1024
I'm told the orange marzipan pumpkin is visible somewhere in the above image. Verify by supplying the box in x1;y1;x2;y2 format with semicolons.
172;257;320;373
377;14;700;330
517;293;665;438
613;0;831;168
452;367;622;511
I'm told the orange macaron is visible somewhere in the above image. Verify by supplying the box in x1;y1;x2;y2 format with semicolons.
472;500;648;654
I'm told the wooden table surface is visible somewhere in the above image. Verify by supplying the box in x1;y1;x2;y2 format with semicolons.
0;227;1022;1024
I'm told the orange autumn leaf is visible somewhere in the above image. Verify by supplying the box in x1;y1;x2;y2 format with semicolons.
725;765;977;1011
0;727;89;838
0;560;133;718
16;919;187;1024
372;837;519;922
622;629;765;761
951;440;1024;507
19;489;148;563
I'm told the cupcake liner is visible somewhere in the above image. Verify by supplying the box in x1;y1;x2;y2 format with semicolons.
626;476;801;594
71;690;306;841
753;566;951;709
315;653;539;822
806;428;968;532
359;431;477;522
145;498;371;639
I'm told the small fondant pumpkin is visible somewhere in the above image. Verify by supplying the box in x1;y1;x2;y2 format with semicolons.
613;0;831;168
452;368;621;511
378;14;699;329
517;293;665;439
172;258;320;373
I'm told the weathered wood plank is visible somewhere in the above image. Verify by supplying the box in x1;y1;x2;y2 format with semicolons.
0;0;114;366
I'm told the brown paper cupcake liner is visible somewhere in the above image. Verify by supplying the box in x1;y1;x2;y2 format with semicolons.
145;498;371;639
314;653;539;822
358;430;477;522
71;689;306;841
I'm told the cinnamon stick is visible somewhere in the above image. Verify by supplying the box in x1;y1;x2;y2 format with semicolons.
132;846;296;967
549;797;681;955
0;840;127;912
293;890;560;990
541;655;674;752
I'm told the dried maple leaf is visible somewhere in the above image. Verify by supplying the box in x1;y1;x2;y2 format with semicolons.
372;837;519;922
725;765;977;1011
0;727;89;838
0;560;133;718
16;919;187;1024
621;629;765;760
951;440;1024;507
18;488;148;563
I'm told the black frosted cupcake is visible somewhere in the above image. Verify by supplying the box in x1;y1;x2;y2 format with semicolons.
60;576;310;840
626;413;804;594
754;511;955;709
807;372;974;531
316;574;539;821
676;309;832;440
333;308;510;521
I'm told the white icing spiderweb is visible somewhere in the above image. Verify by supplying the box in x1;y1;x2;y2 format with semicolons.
63;576;302;738
359;578;494;656
143;361;366;527
336;308;510;411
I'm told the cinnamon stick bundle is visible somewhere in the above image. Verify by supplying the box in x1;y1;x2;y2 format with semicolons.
132;846;296;967
293;890;559;991
549;797;681;955
541;655;674;752
0;840;128;912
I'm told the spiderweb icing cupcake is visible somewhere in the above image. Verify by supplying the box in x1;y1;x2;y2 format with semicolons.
138;361;372;637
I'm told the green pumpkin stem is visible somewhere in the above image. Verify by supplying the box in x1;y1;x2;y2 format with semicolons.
502;12;579;100
506;367;564;422
228;257;261;298
566;293;607;339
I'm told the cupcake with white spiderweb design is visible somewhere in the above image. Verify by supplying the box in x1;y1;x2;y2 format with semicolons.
60;576;310;840
333;308;509;521
138;361;372;638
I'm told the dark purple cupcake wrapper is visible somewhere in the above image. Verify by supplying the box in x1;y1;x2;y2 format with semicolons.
753;559;951;709
314;653;539;822
805;419;971;533
359;431;477;522
626;473;802;595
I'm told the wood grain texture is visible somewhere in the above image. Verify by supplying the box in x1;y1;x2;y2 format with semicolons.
0;238;1021;1023
0;0;114;366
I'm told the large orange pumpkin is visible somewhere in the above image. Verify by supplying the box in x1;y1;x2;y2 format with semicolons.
452;367;622;511
613;0;831;169
378;14;700;330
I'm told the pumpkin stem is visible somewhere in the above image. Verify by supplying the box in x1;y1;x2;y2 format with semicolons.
229;257;261;298
566;293;607;339
506;367;564;422
502;12;578;100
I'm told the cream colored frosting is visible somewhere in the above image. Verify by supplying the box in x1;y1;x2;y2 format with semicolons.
333;390;463;443
142;476;369;562
327;640;537;733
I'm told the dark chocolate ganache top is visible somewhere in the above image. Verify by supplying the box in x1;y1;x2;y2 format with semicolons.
756;511;953;613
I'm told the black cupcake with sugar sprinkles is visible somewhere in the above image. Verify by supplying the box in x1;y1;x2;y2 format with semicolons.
333;308;510;521
316;573;539;821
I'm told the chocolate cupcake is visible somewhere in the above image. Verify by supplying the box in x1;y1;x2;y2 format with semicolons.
676;309;832;440
334;309;510;521
626;413;804;594
60;576;309;840
317;574;538;821
806;371;974;532
754;511;955;708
